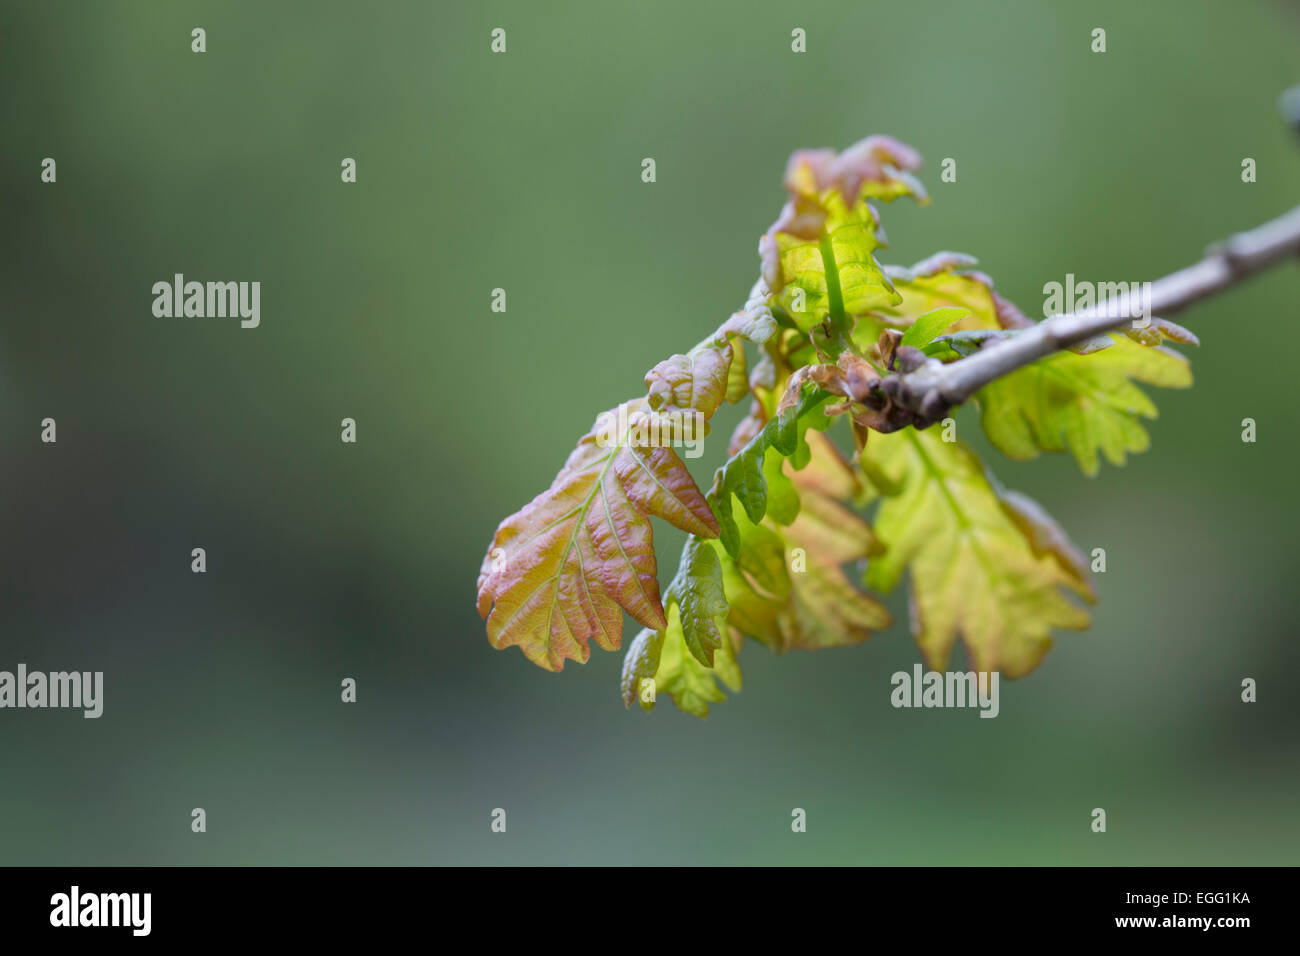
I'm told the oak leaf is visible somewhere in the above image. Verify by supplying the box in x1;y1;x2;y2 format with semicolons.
478;313;776;670
863;427;1093;678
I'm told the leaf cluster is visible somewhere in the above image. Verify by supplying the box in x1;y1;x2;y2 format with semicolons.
477;136;1194;715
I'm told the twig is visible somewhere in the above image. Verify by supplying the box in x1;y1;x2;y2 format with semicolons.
885;204;1300;420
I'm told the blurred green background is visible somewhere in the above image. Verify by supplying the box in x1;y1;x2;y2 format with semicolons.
1;0;1297;865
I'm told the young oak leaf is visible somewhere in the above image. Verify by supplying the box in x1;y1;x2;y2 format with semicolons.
477;398;719;671
766;193;901;332
877;252;1195;475
880;254;1116;356
644;348;731;423
477;311;776;672
974;333;1193;475
671;534;730;667
996;487;1096;603
712;345;886;560
621;607;743;717
720;432;890;654
875;252;1031;337
1123;317;1200;348
625;434;889;717
759;136;926;331
863;427;1093;679
719;278;782;345
621;537;742;717
782;135;928;218
645;287;778;423
923;328;1020;360
900;306;971;350
707;385;832;558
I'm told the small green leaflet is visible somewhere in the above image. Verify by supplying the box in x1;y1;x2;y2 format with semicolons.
621;536;741;717
900;307;970;349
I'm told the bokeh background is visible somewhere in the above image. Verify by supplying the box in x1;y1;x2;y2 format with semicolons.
1;0;1297;865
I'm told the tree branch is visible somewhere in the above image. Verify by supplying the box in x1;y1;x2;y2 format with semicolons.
884;204;1300;421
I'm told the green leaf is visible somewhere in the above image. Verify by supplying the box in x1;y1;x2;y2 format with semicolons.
975;333;1193;475
876;253;1031;337
674;536;729;667
721;432;890;654
769;195;900;331
901;307;970;349
758;139;927;332
621;537;741;717
923;328;1018;359
761;446;801;525
708;388;830;558
863;427;1093;678
627;431;889;717
621;606;743;718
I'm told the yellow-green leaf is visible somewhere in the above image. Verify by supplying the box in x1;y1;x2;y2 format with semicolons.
621;608;743;718
769;194;900;331
975;334;1193;475
760;137;926;331
863;427;1093;678
875;252;1030;336
722;432;890;653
